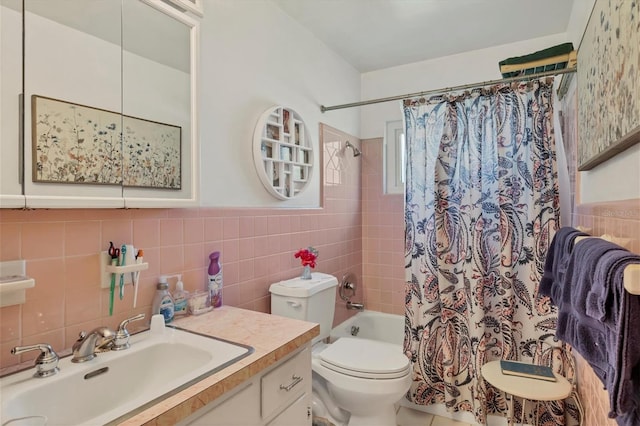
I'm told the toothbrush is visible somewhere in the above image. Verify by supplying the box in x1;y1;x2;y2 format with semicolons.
119;244;126;300
109;258;117;315
130;246;136;289
133;271;140;308
133;249;143;308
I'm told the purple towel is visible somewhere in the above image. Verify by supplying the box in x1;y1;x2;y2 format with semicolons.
587;251;640;323
556;309;610;383
549;235;640;425
539;226;587;303
606;257;640;423
567;238;622;317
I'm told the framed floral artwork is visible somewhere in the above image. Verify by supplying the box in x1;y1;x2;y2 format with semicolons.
577;0;640;170
32;95;181;189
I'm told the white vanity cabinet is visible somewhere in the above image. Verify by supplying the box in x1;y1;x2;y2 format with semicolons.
178;344;312;426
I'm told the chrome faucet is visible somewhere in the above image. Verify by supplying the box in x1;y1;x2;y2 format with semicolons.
346;301;365;311
71;326;116;363
113;313;146;351
11;343;59;378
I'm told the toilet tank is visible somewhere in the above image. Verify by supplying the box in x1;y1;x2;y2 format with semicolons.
269;272;338;343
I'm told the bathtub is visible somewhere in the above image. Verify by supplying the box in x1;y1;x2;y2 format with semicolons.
330;310;404;346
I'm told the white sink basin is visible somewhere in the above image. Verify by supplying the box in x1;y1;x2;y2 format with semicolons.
1;318;253;426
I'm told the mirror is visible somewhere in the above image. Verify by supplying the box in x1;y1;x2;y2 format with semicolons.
9;0;198;208
23;0;124;206
122;0;197;206
0;0;24;207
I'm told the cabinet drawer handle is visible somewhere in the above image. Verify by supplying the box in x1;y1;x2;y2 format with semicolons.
279;375;303;392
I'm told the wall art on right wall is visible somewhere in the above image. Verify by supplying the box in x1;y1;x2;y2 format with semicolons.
577;0;640;170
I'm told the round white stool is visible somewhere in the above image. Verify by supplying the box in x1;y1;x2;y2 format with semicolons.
481;360;572;426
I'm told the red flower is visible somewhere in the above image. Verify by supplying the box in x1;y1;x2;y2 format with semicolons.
294;247;318;268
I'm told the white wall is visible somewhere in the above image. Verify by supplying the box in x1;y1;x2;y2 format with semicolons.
579;144;640;203
198;1;360;207
566;0;596;48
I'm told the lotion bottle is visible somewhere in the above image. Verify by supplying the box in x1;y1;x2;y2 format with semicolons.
172;276;189;317
152;275;174;324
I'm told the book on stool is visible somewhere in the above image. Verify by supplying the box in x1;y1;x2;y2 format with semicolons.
500;360;556;382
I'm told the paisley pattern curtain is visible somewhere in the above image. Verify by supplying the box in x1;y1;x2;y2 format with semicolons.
403;79;578;425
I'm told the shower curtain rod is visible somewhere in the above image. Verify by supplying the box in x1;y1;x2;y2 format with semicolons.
320;67;577;112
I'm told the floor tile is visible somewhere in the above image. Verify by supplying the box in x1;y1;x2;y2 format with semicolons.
430;415;472;426
396;406;434;425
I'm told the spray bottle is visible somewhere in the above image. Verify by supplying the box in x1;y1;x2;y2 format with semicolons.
208;251;223;308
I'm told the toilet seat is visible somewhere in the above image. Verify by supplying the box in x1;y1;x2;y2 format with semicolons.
318;337;410;379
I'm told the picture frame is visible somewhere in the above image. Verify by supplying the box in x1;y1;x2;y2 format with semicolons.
32;95;182;189
577;0;640;170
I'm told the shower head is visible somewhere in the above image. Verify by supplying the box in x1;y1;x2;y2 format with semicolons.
345;141;362;157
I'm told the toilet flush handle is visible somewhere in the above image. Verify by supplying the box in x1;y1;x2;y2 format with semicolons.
286;300;302;309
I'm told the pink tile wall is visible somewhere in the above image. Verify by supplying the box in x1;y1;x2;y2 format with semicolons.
0;125;363;370
361;138;405;315
320;125;364;326
573;198;640;426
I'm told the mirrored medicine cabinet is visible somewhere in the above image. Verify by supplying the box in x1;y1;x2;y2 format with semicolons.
0;0;199;208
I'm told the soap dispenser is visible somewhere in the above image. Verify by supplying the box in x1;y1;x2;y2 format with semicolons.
152;275;174;324
172;275;189;317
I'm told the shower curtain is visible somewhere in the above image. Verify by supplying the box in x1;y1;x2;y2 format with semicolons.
403;79;579;425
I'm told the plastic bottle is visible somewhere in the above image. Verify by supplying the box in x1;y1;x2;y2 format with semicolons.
208;251;223;308
172;275;189;317
152;275;175;324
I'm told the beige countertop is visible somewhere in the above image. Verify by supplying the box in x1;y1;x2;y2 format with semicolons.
118;306;319;426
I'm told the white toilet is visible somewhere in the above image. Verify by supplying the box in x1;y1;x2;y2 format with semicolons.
270;273;411;426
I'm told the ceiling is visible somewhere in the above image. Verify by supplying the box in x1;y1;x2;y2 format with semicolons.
271;0;576;73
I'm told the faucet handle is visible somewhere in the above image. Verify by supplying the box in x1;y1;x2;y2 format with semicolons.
113;313;145;350
11;344;59;378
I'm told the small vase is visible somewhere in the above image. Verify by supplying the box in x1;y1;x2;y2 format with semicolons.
301;265;312;280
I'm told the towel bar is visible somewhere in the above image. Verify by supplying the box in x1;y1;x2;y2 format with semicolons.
574;234;640;295
624;264;640;295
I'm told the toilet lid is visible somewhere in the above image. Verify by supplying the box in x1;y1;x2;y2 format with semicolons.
318;337;410;379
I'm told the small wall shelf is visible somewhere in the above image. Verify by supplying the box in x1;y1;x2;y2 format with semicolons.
253;106;313;200
0;260;35;307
